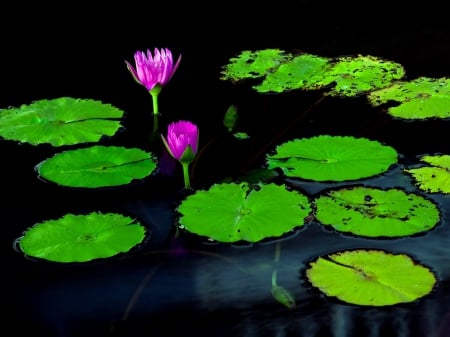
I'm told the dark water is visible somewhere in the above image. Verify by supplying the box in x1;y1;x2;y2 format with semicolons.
2;1;450;336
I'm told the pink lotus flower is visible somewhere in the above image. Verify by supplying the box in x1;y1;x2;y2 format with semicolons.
125;48;181;94
125;47;182;137
161;120;199;189
162;120;199;162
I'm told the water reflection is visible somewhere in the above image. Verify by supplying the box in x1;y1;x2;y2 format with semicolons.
10;184;450;336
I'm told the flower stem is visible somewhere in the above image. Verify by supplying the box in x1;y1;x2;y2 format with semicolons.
151;92;159;115
151;93;160;134
181;162;191;190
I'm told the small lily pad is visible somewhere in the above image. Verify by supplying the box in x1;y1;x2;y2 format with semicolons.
176;182;312;243
367;77;450;120
0;97;124;146
404;154;450;194
266;135;398;182
306;249;437;306
314;186;440;237
16;212;147;263
35;145;158;188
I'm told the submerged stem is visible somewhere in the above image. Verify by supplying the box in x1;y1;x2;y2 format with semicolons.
150;93;160;137
149;113;160;145
152;112;159;133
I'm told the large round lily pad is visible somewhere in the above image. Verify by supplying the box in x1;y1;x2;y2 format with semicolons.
35;145;158;188
306;249;437;306
314;186;440;237
16;212;147;263
0;97;124;146
266;135;398;182
176;182;312;243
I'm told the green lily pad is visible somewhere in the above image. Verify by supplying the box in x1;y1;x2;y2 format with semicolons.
314;186;440;237
221;50;405;97
176;182;312;243
306;249;437;306
35;145;158;188
266;135;398;182
316;54;406;97
16;212;147;263
404;154;450;194
0;97;124;146
253;53;333;93
367;77;450;119
220;49;292;82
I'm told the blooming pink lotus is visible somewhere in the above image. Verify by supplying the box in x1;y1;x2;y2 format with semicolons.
125;48;182;94
161;120;199;189
162;120;199;161
125;48;182;135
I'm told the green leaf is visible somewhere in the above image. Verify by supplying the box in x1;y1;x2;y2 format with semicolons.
221;51;405;96
223;104;239;132
233;132;250;140
220;49;292;82
404;154;450;194
317;55;405;97
271;284;297;309
254;53;333;93
266;135;398;182
176;182;312;243
17;212;147;263
314;186;441;237
367;77;450;120
306;249;437;306
35;145;158;188
0;97;124;146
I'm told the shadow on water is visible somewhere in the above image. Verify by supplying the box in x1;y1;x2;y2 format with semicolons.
7;166;450;336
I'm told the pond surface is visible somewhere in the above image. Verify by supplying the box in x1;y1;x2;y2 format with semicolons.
3;2;450;337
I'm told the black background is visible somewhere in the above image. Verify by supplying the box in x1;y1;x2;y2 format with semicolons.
2;0;449;178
